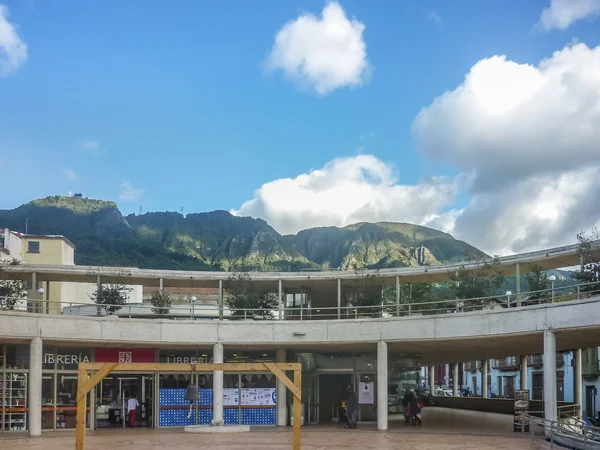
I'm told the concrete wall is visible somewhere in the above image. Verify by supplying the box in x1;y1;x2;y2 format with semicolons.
1;296;600;351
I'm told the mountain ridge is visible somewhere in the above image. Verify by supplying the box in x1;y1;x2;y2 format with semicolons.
0;196;487;271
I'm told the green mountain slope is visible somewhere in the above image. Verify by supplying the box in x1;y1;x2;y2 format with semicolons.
286;222;487;269
0;196;487;271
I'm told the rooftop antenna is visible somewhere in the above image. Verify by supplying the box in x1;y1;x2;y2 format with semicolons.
180;207;184;216
139;206;143;215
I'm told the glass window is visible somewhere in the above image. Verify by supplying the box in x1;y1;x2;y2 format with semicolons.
27;241;40;253
6;345;29;370
42;375;55;430
354;353;377;372
1;371;28;431
56;375;80;428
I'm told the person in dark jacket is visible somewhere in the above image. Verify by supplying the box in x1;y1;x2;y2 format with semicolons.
410;390;423;426
344;385;357;429
401;389;412;425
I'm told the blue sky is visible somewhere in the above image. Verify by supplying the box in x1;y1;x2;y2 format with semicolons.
1;0;600;254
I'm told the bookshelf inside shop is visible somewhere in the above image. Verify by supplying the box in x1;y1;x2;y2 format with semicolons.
1;373;28;431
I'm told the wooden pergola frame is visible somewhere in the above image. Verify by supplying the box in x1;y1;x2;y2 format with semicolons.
76;362;302;450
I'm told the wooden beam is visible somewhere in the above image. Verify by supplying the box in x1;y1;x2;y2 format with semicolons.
76;368;87;450
264;362;300;400
79;362;300;372
77;363;117;402
293;367;302;450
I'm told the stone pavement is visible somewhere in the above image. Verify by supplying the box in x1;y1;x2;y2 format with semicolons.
0;427;551;450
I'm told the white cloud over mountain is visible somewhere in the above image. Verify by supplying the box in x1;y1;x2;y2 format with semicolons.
265;1;370;95
238;42;600;256
233;155;459;235
413;42;600;255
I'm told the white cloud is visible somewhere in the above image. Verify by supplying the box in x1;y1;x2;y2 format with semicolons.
413;42;600;255
63;168;77;181
428;11;443;29
0;4;28;76
538;0;600;30
233;155;459;235
265;1;370;95
413;43;600;192
78;138;104;155
119;181;143;202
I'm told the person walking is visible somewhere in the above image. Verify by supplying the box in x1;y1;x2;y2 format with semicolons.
401;389;412;425
127;394;139;428
344;385;357;429
410;390;423;426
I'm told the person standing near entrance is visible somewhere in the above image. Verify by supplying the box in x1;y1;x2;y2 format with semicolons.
344;385;357;429
127;394;139;428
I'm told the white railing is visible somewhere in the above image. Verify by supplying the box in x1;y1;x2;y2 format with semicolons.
525;413;600;449
1;281;599;321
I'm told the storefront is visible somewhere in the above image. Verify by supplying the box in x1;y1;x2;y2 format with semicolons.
1;344;30;432
157;349;277;427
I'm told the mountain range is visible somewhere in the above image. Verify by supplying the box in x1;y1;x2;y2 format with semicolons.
0;196;487;271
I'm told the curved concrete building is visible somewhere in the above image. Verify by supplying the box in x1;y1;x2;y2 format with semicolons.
0;242;598;437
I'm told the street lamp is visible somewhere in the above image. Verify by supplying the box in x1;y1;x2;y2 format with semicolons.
37;287;44;313
506;291;512;308
549;275;556;302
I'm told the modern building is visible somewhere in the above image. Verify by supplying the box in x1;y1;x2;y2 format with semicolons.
0;241;599;437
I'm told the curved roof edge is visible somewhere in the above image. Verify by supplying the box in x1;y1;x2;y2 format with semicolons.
1;241;590;287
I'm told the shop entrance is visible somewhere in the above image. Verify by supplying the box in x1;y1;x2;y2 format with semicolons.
95;374;154;428
318;374;351;424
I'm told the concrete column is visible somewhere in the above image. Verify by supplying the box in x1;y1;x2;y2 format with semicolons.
337;279;341;320
159;278;163;292
574;348;583;419
395;276;400;317
276;348;287;426
212;342;224;426
278;279;283;320
429;365;435;394
520;355;528;391
543;330;557;425
29;337;42;437
377;341;388;431
218;280;224;320
481;360;488;398
452;363;459;397
516;263;521;307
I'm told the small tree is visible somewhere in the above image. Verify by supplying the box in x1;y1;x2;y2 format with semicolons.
225;272;278;318
450;257;504;306
91;283;130;314
525;263;550;300
346;270;382;316
574;228;600;292
0;259;26;310
149;290;172;315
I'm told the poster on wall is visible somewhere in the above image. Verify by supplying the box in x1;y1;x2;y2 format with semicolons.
223;388;239;406
240;388;276;406
359;382;375;404
513;390;530;432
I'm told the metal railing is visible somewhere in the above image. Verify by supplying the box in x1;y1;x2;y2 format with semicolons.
525;413;600;449
1;280;600;321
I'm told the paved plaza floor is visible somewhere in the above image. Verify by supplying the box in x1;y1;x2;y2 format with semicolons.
0;427;551;450
0;408;552;449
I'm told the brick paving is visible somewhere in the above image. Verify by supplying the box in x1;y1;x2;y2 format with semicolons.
0;428;551;450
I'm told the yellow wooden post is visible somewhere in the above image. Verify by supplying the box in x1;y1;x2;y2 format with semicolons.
293;367;301;450
76;367;87;450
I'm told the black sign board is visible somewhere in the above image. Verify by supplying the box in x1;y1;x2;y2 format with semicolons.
513;389;530;432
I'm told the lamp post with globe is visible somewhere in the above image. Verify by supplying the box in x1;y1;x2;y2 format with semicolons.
37;287;44;313
548;275;556;302
506;291;512;309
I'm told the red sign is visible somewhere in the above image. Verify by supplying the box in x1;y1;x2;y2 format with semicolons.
95;348;155;363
